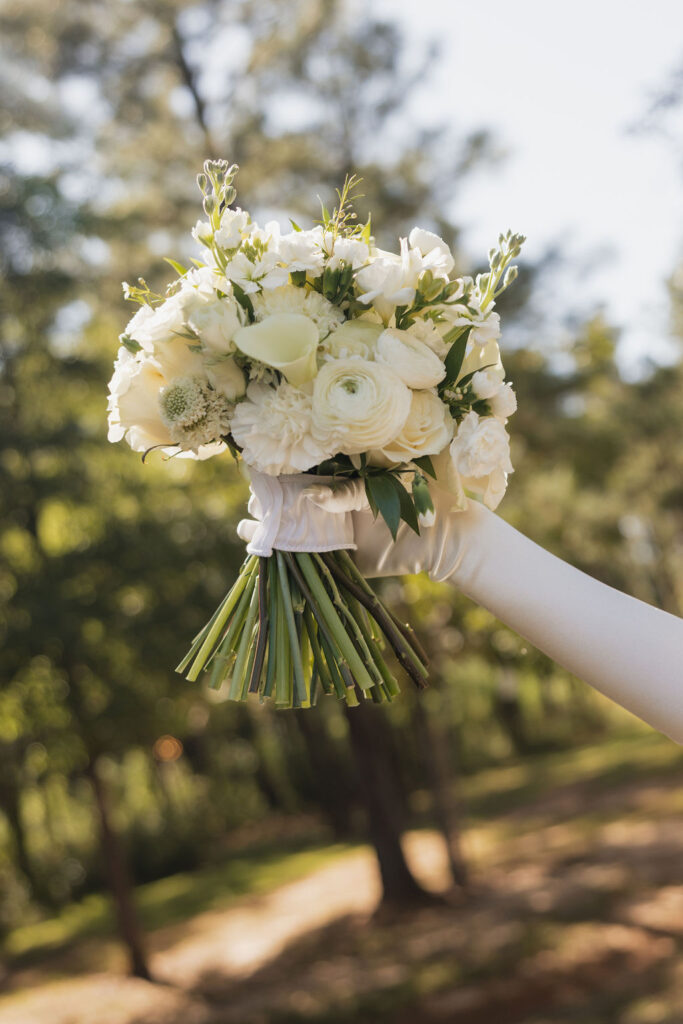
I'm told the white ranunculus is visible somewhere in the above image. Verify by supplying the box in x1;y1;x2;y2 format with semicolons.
278;227;325;275
311;358;411;454
449;411;513;509
408;227;455;277
231;381;335;475
186;294;244;355
234;313;319;388
378;389;453;464
374;328;446;389
252;285;344;340
205;356;247;400
320;319;383;360
214;207;249;250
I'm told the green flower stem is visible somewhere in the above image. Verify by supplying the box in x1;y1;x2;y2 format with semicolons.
346;593;400;698
228;578;260;701
248;557;270;694
263;558;278;698
274;564;291;707
294;552;376;694
207;569;256;688
335;550;429;667
302;604;334;696
276;552;307;707
185;555;258;681
322;551;427;688
312;554;381;691
237;625;259;701
319;628;357;705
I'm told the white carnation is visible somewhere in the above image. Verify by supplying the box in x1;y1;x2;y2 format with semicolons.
449;411;513;509
378;389;453;464
251;284;344;340
374;328;446;389
312;358;411;454
231;381;335;475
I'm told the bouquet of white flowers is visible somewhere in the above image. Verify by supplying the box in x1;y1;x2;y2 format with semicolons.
108;160;523;707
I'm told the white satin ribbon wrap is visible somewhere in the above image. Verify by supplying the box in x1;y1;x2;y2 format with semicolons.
237;470;369;557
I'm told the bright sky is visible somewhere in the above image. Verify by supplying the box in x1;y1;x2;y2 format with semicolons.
375;0;683;373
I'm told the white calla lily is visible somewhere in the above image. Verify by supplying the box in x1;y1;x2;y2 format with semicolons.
234;313;319;388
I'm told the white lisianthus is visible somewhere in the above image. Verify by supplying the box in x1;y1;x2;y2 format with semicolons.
320;319;383;360
378;390;453;464
311;358;411;454
234;313;319;388
449;411;513;509
214;207;249;250
123;294;186;351
205;356;247;400
374;328;446;389
406;317;449;360
231;381;335;475
278;227;325;275
408;227;455;278
252;285;344;340
355;240;422;322
186;293;244;355
322;233;370;270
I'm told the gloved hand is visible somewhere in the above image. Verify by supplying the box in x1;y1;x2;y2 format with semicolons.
354;488;683;745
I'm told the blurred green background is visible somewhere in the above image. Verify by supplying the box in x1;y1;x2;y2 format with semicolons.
1;2;682;1022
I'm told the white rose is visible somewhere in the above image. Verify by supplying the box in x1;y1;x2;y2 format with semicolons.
374;328;446;389
321;319;383;360
278;227;325;275
205;356;247;400
408;227;455;277
449;411;513;509
312;358;411;454
186;295;244;355
231;381;335;475
234;313;319;388
378;389;453;464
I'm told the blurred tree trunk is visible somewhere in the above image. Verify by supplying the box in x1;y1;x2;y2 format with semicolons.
0;755;48;904
85;757;151;981
411;696;468;889
345;702;432;908
293;710;356;839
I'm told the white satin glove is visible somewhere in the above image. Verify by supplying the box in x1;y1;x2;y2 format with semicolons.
237;470;367;557
353;492;683;745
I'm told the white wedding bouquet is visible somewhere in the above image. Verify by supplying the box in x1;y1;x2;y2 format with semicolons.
108;160;523;707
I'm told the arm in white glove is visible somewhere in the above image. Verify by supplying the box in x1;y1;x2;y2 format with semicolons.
353;489;683;744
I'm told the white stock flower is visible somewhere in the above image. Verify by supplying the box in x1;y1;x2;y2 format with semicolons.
252;285;344;340
471;310;501;346
378;389;453;464
312;358;411;454
408;227;455;277
355;240;422;322
471;366;505;400
489;382;517;419
322;233;370;270
231;381;335;475
320;319;383;360
234;313;319;388
278;227;325;275
374;328;446;389
449;411;513;509
191;220;213;246
214;207;249;250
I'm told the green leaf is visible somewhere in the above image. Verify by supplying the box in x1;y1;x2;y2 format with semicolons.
289;219;302;232
119;333;142;354
443;327;471;385
366;474;401;540
390;476;420;535
290;270;307;287
457;362;495;388
164;257;188;277
413;454;437;479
